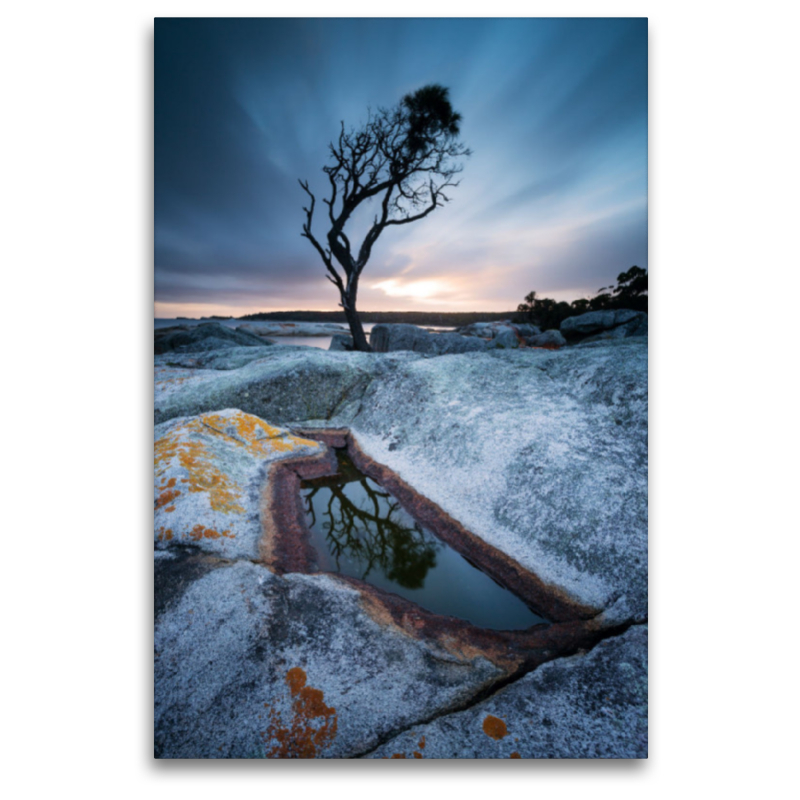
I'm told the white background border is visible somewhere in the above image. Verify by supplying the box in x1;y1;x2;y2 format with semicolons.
3;1;798;796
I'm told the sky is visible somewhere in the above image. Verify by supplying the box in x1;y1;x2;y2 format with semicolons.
154;18;647;318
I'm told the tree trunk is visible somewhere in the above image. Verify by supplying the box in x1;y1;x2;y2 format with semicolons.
342;294;372;352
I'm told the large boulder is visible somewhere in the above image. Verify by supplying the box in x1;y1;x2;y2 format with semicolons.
560;309;647;341
513;323;542;338
527;329;567;348
457;321;540;340
370;324;488;355
154;348;404;427
366;625;647;759
154;409;325;559
155;322;268;354
328;333;354;351
487;326;520;349
155;559;505;758
155;346;280;371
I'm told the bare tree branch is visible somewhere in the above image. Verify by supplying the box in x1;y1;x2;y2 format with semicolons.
299;85;470;352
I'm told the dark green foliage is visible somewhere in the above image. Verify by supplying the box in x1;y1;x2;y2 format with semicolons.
514;267;648;326
514;291;575;329
402;84;462;157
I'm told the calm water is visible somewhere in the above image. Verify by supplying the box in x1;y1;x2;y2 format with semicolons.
300;450;548;631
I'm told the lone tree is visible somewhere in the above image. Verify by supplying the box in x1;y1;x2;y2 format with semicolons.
299;84;470;351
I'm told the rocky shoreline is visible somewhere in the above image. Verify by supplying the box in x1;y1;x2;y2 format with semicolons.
154;315;648;758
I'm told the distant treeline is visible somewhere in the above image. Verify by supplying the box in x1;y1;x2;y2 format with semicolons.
237;310;516;326
513;267;648;329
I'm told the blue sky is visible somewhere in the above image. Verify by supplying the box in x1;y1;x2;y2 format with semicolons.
155;17;647;317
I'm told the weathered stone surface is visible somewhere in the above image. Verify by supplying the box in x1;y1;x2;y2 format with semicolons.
513;323;541;338
350;339;648;621
488;326;520;349
155;563;505;758
154;409;324;559
561;309;647;340
370;323;488;355
154;339;646;621
329;333;354;351
155;346;280;371
457;321;501;338
154;348;402;427
152;338;648;759
457;320;541;340
155;322;268;354
527;329;567;348
366;625;647;759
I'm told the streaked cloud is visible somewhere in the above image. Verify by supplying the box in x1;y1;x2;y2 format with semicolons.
155;18;647;315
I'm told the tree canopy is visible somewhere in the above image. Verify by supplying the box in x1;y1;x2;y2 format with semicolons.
515;267;648;327
299;84;470;351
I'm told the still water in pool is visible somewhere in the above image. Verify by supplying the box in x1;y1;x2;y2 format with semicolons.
300;450;548;631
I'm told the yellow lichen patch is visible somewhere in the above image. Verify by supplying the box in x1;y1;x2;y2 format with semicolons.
155;426;245;514
200;411;319;456
156;527;173;541
263;667;338;758
482;715;508;740
187;524;235;541
154;412;319;518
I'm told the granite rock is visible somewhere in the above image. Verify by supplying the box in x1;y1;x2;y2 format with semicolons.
367;625;648;759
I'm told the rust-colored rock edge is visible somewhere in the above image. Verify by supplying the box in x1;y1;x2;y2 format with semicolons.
263;428;611;674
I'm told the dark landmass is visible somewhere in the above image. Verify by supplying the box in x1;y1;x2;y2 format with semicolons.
238;310;516;326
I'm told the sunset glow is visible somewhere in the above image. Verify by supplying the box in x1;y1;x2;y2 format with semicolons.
155;19;647;316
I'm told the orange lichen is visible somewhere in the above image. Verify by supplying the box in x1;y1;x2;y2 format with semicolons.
155;428;245;514
418;735;426;750
163;505;176;513
156;527;173;541
154;411;319;518
482;715;508;740
200;411;318;455
390;753;406;759
412;751;423;759
188;524;235;541
285;666;306;695
510;752;521;759
263;667;338;758
155;488;181;508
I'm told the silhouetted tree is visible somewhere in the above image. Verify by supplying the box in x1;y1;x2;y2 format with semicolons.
570;298;591;314
612;266;648;310
514;266;648;327
299;85;470;351
515;291;537;323
514;291;573;329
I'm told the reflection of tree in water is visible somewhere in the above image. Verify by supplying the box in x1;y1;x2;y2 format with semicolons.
303;466;440;589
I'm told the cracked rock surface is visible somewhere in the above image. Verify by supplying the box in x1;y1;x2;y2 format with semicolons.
365;625;647;759
154;337;647;758
154;561;504;758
